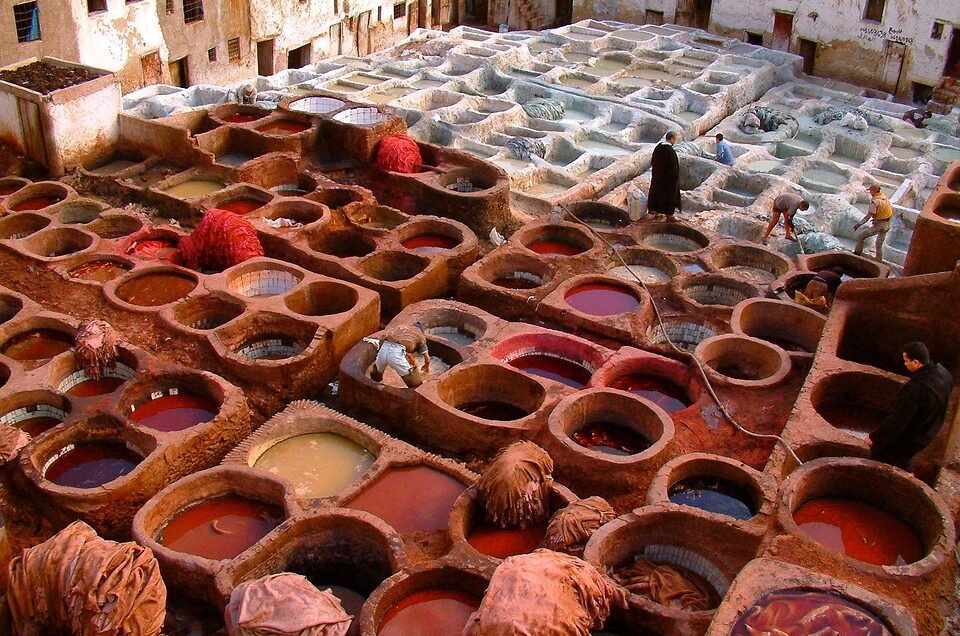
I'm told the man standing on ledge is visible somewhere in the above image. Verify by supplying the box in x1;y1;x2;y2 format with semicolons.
648;132;681;218
370;321;431;388
853;183;893;263
870;342;953;471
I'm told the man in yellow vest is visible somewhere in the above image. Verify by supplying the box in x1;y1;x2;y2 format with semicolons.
853;184;893;262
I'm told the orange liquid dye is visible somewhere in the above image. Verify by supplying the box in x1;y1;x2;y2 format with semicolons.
45;442;142;488
793;497;923;566
130;393;217;432
67;376;126;397
378;589;480;636
12;196;62;211
69;260;131;283
467;523;545;559
117;273;196;306
218;199;265;214
260;120;310;135
346;466;465;534
401;234;459;253
1;329;73;361
526;240;583;255
128;238;179;260
159;494;283;560
222;113;263;123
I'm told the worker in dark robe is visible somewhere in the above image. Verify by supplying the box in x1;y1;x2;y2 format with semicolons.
870;342;953;471
648;131;681;218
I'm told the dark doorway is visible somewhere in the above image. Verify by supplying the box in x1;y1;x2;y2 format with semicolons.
693;0;711;31
257;39;274;75
555;0;572;27
746;31;763;45
798;38;816;75
772;11;792;51
169;57;189;88
431;0;440;27
287;43;310;69
946;26;960;78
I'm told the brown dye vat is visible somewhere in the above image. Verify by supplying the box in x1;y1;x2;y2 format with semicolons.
571;421;651;455
730;589;892;636
346;466;465;535
458;401;530;420
12;196;63;211
0;213;50;239
467;523;545;559
222;113;265;123
218;198;266;214
668;476;756;520
1;329;73;361
607;374;690;413
259;120;311;135
44;442;142;488
129;393;217;432
564;283;639;316
793;498;922;566
67;376;127;397
612;557;721;610
378;589;481;636
116;272;197;306
933;204;960;221
492;274;543;289
0;183;24;195
69;260;132;282
159;494;283;560
251;433;375;499
401;234;460;253
19;416;61;437
508;354;592;388
815;402;888;438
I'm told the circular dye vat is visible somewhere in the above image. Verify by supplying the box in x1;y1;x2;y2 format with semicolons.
426;327;476;346
401;234;459;253
793;497;922;566
12;196;63;211
1;329;73;362
609;264;671;285
18;416;62;437
572;421;651;456
159;494;284;560
346;466;465;534
612;557;720;610
253;433;375;499
731;589;893;636
218;198;266;214
164;180;225;198
565;283;640;316
668;476;756;520
607;374;690;413
237;336;305;360
127;237;179;260
508;354;592;388
816;402;888;439
117;273;196;307
129;392;218;432
273;185;310;197
69;260;131;283
491;273;543;289
259;120;311;135
458;401;530;421
45;442;142;488
0;183;24;196
526;240;584;256
378;589;481;636
467;523;545;559
67;376;126;397
222;113;264;123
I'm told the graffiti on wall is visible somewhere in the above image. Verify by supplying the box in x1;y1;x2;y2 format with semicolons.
858;26;914;45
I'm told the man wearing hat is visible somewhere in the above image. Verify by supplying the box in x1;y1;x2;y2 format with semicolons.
369;321;431;388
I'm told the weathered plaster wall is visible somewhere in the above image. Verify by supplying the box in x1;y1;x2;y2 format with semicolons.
0;89;24;155
46;80;121;170
160;0;254;87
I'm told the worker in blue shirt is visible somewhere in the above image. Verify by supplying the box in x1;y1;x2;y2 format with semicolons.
714;133;734;166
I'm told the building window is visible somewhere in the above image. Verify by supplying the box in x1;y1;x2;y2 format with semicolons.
932;21;945;40
183;0;203;22
165;0;174;13
645;10;663;26
228;37;241;62
746;31;763;45
88;0;107;12
863;0;884;22
393;2;406;19
207;47;217;62
13;2;40;43
377;5;383;21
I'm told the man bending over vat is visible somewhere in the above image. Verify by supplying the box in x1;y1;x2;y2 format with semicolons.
870;342;953;471
369;321;431;388
761;192;808;245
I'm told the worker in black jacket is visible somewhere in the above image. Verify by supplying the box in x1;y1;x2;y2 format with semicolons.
870;342;954;471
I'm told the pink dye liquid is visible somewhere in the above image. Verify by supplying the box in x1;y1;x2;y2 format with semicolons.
2;329;73;361
468;523;545;559
217;199;265;214
45;442;141;488
508;354;591;388
401;234;459;253
12;196;62;211
565;283;639;316
607;374;690;413
378;589;480;636
572;421;651;456
129;393;217;432
526;240;584;256
69;260;131;282
159;494;283;560
793;498;923;566
731;589;892;636
68;376;126;397
117;273;196;306
346;466;465;535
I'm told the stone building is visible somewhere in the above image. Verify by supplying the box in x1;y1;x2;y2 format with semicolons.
572;0;960;102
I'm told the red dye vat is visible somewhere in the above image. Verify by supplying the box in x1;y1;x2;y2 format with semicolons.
1;329;73;362
45;442;142;488
468;522;545;559
19;417;61;437
458;401;530;421
117;273;196;306
259;120;311;135
492;276;541;290
816;402;888;438
0;183;24;196
731;589;892;636
401;234;459;253
572;421;651;456
508;354;591;388
129;393;217;432
128;238;179;261
12;196;62;211
222;113;263;123
378;589;481;636
526;240;584;256
218;198;265;214
793;497;923;566
564;283;639;316
346;466;465;535
607;374;690;414
68;376;126;397
159;494;283;560
69;260;131;283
